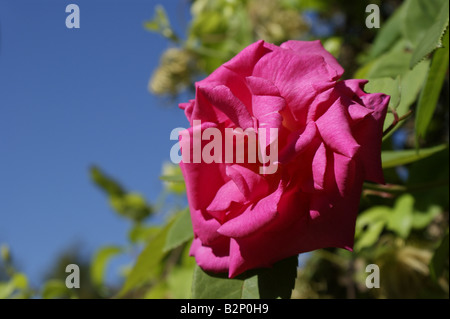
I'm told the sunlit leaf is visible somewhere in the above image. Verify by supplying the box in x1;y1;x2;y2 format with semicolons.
368;1;406;59
128;224;160;243
387;194;414;238
381;144;447;168
41;279;72;299
118;220;174;297
401;0;445;47
355;220;385;251
164;208;193;252
366;47;411;79
90;166;125;197
91;246;123;288
355;206;391;251
364;76;400;110
415;30;449;144
412;205;441;229
0;281;15;299
410;0;449;67
192;256;298;299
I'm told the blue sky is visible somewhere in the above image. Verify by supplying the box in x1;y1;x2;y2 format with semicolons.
0;0;191;285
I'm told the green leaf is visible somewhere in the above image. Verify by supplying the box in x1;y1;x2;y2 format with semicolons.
167;266;195;299
355;220;386;251
381;144;448;169
366;47;411;79
159;175;185;183
364;77;401;110
387;194;414;238
0;273;29;299
90;246;123;288
90;166;125;197
412;205;441;229
41;279;72;299
355;206;390;237
160;163;186;194
12;273;28;290
143;5;173;35
429;230;449;281
415;29;449;144
355;206;391;251
192;256;298;299
167;245;196;299
128;224;160;243
163;208;193;252
382;60;430;138
369;1;406;59
0;281;15;299
118;220;174;297
109;192;152;222
410;0;449;67
401;0;445;47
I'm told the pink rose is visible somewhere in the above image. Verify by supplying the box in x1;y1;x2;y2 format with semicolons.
179;40;389;278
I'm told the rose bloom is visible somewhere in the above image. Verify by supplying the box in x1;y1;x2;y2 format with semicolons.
179;40;389;278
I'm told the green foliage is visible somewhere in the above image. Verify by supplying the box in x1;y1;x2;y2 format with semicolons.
90;246;122;289
90;166;152;222
118;219;175;297
381;144;447;169
164;208;193;252
41;280;74;299
410;0;449;67
415;30;449;144
192;255;298;299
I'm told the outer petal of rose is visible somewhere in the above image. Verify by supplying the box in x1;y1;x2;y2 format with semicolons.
251;94;285;122
189;207;223;245
198;84;254;130
223;40;272;77
207;179;246;213
348;102;373;123
335;79;368;100
333;152;356;197
315;98;360;158
280;40;344;81
225;164;269;201
352;92;389;184
190;237;230;273
227;176;363;278
279;121;317;163
179;99;195;123
217;182;283;238
180;123;227;210
245;76;280;96
312;142;327;190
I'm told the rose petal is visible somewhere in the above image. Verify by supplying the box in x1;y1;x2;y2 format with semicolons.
217;182;283;238
207;179;246;213
281;40;344;81
226;164;269;201
312;142;327;190
190;237;230;273
315;98;360;158
198;84;254;129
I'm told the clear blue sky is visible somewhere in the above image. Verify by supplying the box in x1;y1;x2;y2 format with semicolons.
0;0;191;285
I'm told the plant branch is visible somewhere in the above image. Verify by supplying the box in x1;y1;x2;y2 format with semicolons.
383;108;413;137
